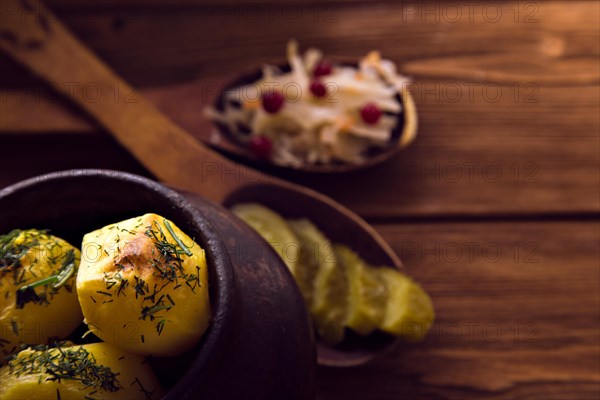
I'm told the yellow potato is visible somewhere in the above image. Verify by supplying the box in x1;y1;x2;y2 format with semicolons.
0;342;164;399
77;213;210;356
1;230;83;361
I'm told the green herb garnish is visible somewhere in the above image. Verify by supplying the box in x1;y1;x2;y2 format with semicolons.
131;376;155;399
16;249;76;309
7;344;122;393
163;219;193;256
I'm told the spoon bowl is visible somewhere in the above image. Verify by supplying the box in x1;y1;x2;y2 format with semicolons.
0;0;404;367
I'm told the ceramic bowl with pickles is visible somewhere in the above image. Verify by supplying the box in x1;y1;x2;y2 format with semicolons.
230;203;435;367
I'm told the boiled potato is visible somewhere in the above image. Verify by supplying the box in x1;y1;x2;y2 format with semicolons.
0;229;83;361
77;214;210;356
0;342;164;399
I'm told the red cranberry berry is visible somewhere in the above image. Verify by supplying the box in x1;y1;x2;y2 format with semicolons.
313;61;332;77
309;80;327;98
262;91;285;114
249;135;273;159
360;103;382;125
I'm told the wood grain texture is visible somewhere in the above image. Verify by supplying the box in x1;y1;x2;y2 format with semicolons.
318;221;600;399
1;1;598;86
0;1;598;399
1;1;598;217
0;0;274;203
2;78;598;217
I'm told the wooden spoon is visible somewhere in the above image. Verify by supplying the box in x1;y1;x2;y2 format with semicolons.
209;63;418;173
0;0;402;366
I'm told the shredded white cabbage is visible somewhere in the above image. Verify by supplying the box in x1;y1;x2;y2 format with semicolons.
204;41;412;167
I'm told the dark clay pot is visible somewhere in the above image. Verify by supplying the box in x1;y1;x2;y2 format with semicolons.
0;169;316;400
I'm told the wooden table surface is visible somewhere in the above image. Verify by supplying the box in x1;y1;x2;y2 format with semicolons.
1;1;599;399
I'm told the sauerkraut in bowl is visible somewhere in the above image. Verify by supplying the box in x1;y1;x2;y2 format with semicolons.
204;41;417;169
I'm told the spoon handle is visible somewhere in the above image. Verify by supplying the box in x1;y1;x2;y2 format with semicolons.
0;0;268;203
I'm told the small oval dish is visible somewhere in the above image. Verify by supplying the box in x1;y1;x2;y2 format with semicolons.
224;188;435;368
205;42;418;173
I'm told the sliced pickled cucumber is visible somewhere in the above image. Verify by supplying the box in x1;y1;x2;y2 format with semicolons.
311;254;347;345
231;203;435;345
289;219;346;345
287;219;329;306
336;245;388;336
231;203;299;274
376;268;434;341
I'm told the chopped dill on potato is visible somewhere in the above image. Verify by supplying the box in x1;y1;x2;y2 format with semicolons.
7;344;122;394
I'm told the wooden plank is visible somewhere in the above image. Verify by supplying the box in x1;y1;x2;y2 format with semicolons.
0;1;598;217
294;82;600;218
3;78;598;217
317;221;600;399
37;0;404;6
0;1;597;86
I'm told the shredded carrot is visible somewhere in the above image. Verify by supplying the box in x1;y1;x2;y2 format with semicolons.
243;99;260;110
337;116;355;131
364;51;382;66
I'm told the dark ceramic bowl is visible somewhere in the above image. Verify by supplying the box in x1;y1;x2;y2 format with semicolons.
0;169;315;400
225;185;400;367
